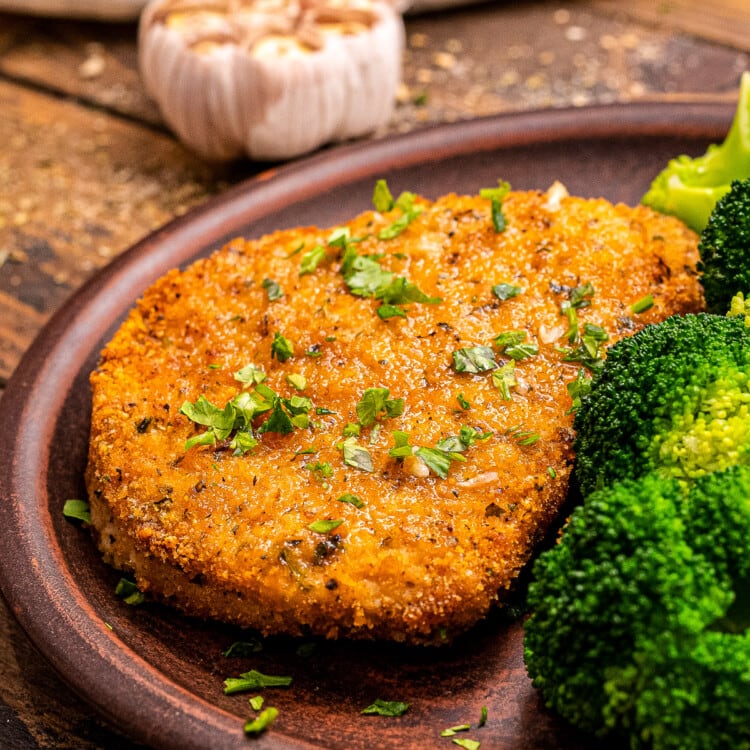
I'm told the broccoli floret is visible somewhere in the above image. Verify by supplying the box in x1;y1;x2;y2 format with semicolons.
523;466;750;749
642;71;750;233
572;312;750;497
698;178;750;313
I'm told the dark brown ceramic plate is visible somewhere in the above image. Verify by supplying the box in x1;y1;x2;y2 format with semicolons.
0;101;735;750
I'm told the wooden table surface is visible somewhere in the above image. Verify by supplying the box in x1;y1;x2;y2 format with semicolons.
0;1;748;747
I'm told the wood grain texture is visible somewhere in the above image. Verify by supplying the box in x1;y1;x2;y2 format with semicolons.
591;0;750;52
0;78;227;383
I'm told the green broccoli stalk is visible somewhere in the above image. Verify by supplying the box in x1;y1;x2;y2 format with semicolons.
642;71;750;233
523;466;750;750
698;177;750;313
572;312;750;497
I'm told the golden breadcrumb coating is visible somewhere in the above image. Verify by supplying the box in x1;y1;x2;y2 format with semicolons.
86;185;703;644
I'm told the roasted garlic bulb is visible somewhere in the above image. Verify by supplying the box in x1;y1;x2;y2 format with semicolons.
139;0;405;161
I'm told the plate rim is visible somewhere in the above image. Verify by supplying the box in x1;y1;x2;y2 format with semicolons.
0;101;735;750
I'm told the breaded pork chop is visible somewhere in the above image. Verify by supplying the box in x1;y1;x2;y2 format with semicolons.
86;184;703;644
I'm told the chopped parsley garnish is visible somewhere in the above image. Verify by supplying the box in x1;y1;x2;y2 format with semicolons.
491;282;522;301
343;256;441;319
181;385;311;452
62;498;91;524
244;707;278;735
334;210;439;317
223;670;292;695
567;281;595;309
506;426;540;446
416;445;465;478
492;360;517;400
234;363;266;386
558;282;596;343
379;276;442;306
436;426;492;453
308;519;343;534
377;304;408;319
457;392;471;410
180;395;239;448
452;739;481;750
388;430;413;459
460;425;493;447
494;330;538;360
230;432;260;454
452;346;497;373
559;322;608;373
299;244;327;276
286;373;306;391
271;332;294;362
327;226;359;250
631;293;654;314
256;397;296;435
565;367;593;414
261;278;283;301
356;387;404;426
342;422;361;437
305;461;333;482
338;493;365;509
115;577;145;606
222;640;263;658
361;699;410;717
372;178;395;212
340;436;374;472
345;255;394;297
563;305;579;343
378;190;423;240
389;428;489;479
480;180;511;233
441;724;471;737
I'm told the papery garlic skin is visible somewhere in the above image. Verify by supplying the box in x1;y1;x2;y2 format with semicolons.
138;0;405;161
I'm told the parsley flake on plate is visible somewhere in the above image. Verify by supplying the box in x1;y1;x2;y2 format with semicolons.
243;706;278;735
361;699;410;717
62;498;91;524
223;670;292;695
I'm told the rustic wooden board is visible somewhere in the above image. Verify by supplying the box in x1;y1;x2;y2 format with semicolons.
0;78;228;384
590;0;750;52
